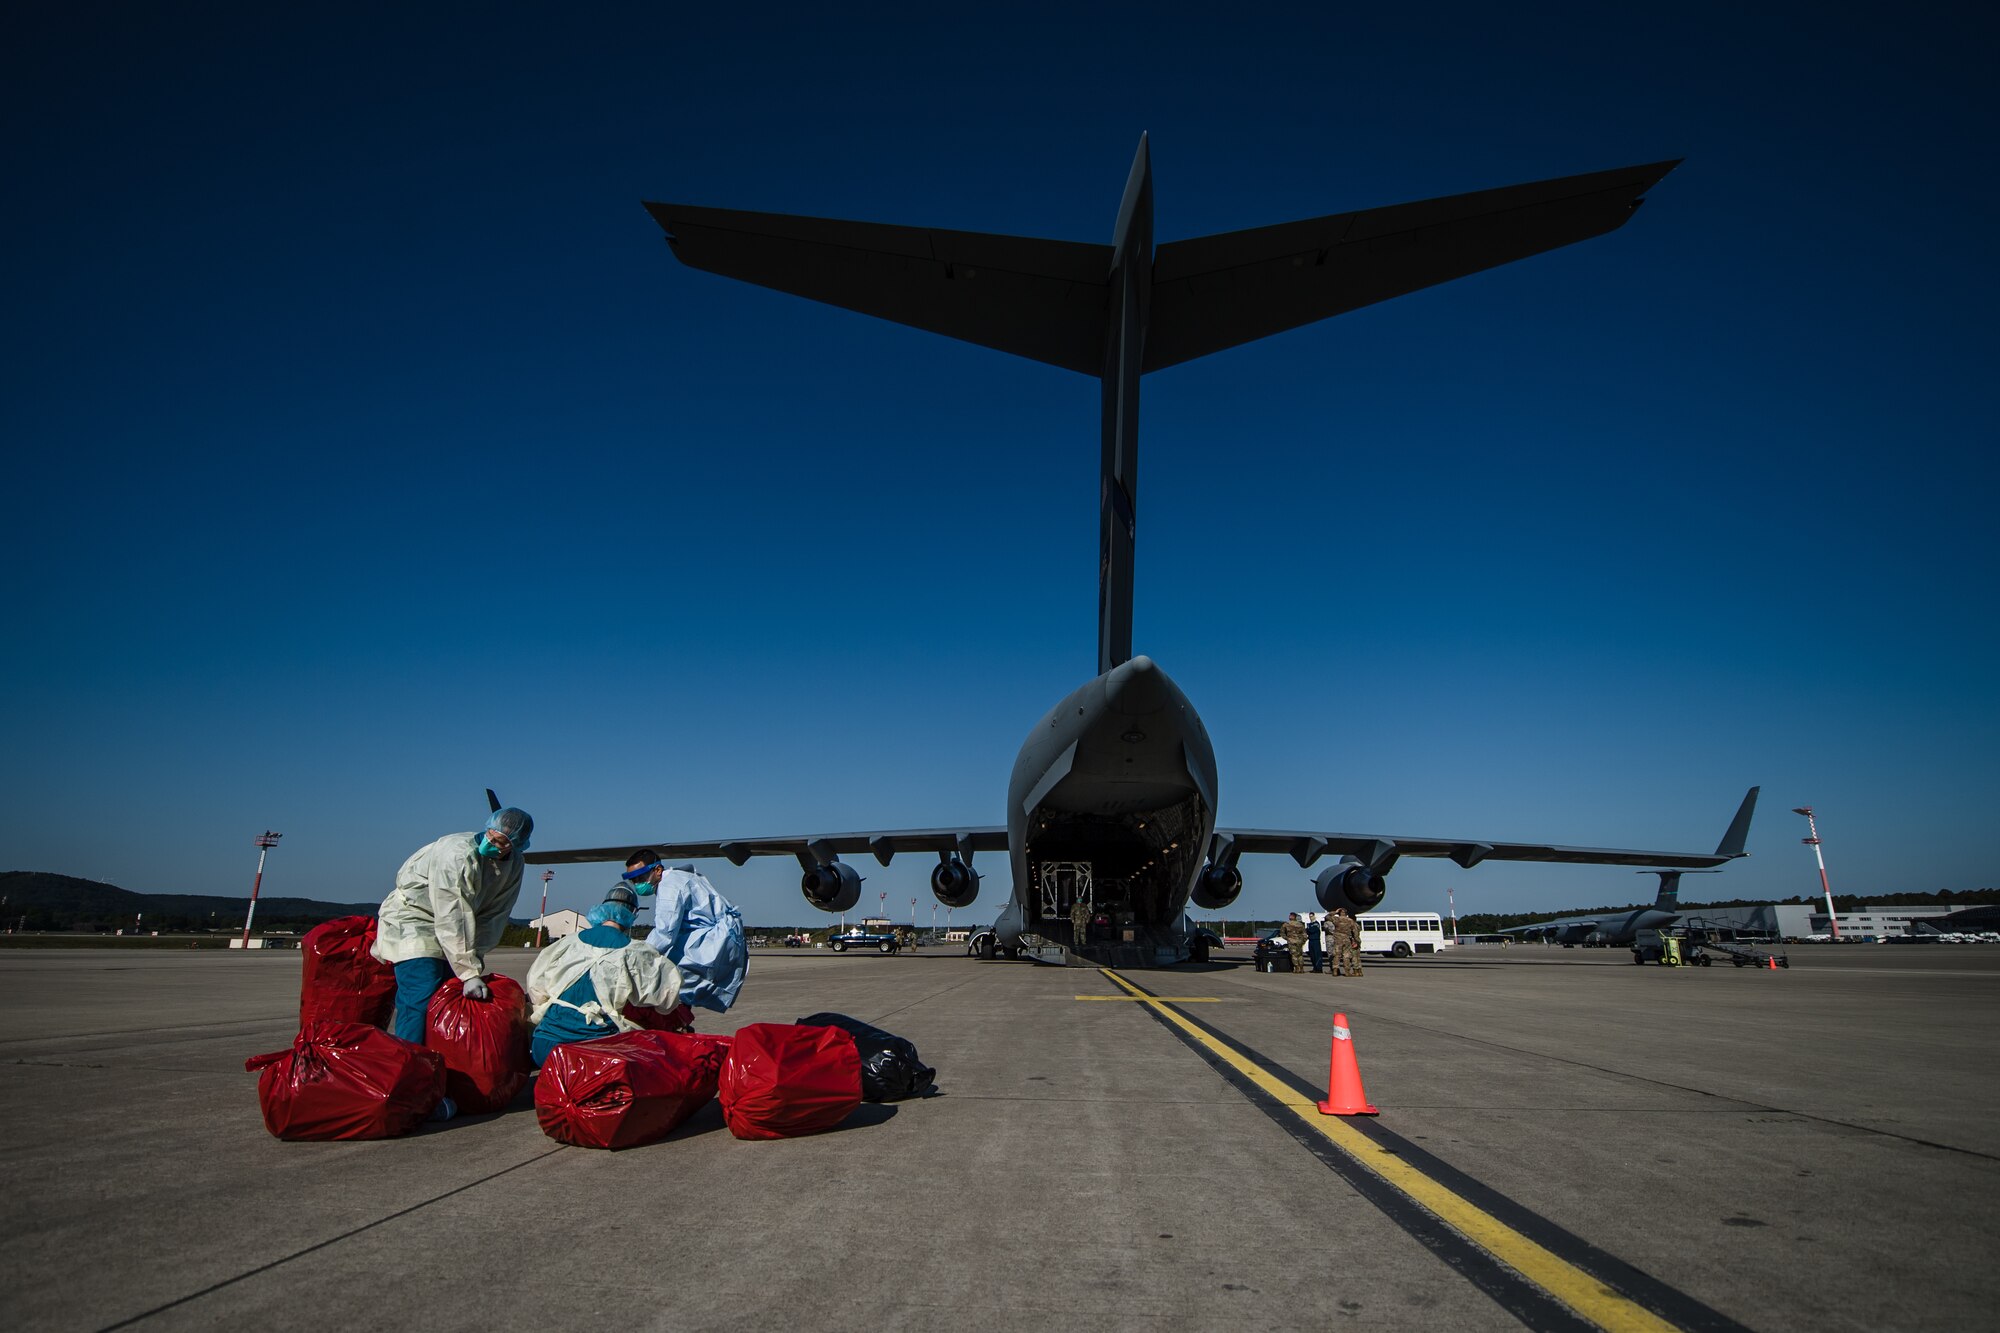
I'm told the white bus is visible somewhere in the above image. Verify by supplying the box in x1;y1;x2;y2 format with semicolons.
1356;911;1451;958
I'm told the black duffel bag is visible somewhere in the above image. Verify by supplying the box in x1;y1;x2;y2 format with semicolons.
794;1012;935;1102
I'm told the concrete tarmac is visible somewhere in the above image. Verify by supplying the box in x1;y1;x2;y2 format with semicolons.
2;942;1996;1330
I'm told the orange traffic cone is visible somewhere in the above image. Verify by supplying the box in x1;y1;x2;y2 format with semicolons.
1318;1012;1379;1116
1767;956;1778;970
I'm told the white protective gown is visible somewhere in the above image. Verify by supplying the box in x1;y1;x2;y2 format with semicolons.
526;928;683;1031
370;832;525;981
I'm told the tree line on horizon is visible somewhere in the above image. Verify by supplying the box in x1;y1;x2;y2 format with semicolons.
7;870;1994;938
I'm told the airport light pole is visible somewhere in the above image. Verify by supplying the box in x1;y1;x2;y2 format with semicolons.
1792;807;1841;939
1447;885;1458;941
539;870;554;946
240;831;282;948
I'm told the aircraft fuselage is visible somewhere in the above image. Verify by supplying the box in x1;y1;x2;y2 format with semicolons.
993;655;1216;963
1543;907;1679;947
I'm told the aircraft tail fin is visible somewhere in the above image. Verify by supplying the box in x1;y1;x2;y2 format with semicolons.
1098;135;1151;674
1715;786;1760;858
645;146;1677;678
1650;870;1685;908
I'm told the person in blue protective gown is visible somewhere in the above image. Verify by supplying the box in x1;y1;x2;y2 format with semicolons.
371;806;532;1045
622;849;747;1012
524;886;683;1067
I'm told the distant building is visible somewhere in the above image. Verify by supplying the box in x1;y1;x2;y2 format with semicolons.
1808;905;1957;938
1921;904;2000;933
1675;902;1960;940
529;909;586;941
1674;903;1816;939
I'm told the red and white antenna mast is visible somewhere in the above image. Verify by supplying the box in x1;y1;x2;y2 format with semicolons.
1791;806;1840;939
241;831;282;948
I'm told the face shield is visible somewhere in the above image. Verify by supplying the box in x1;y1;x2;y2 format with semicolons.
620;861;662;896
588;886;640;931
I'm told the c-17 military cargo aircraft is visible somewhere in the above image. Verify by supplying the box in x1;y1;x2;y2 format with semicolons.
1499;864;1738;947
525;137;1758;967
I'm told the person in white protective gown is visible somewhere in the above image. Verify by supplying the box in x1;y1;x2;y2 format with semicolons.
524;886;684;1066
620;850;748;1012
372;806;533;1045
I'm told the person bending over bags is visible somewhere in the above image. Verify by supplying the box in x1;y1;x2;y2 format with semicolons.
622;850;748;1012
371;806;533;1045
525;886;684;1066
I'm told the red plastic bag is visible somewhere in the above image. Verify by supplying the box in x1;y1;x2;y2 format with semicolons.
299;916;397;1030
621;1001;694;1033
718;1023;861;1141
246;1020;445;1141
425;975;532;1114
535;1030;729;1150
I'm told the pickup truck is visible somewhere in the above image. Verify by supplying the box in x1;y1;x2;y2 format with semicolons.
827;929;900;954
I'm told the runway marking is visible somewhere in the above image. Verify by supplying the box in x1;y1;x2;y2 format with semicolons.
1073;994;1220;1001
1100;967;1746;1333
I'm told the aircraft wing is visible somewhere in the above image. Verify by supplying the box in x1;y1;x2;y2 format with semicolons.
1212;827;1737;872
1214;786;1757;873
643;202;1113;374
1145;159;1680;371
523;827;1009;869
1497;917;1600;936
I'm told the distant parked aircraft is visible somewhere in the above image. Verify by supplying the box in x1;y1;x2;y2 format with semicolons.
1498;819;1758;947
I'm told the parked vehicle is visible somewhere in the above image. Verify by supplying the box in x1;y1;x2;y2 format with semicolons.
828;929;899;954
1251;934;1294;972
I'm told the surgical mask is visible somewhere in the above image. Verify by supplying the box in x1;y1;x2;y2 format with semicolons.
622;863;661;895
477;835;507;858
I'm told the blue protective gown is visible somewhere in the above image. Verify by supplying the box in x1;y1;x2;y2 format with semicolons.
643;868;747;1012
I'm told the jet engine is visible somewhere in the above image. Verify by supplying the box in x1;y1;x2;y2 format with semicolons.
1190;863;1243;910
801;861;862;913
930;857;979;909
1314;858;1385;914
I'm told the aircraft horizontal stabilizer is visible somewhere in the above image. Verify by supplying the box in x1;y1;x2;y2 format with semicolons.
1144;160;1680;370
643;203;1112;374
646;159;1677;381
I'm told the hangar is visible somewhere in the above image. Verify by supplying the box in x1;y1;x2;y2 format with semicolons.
1677;902;1963;940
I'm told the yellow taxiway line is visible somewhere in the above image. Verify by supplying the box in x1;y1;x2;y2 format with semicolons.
1080;984;1216;996
1095;967;1682;1333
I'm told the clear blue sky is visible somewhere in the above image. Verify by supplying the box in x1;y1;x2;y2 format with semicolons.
4;4;1994;928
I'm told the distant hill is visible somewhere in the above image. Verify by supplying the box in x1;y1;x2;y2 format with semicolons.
1;871;383;933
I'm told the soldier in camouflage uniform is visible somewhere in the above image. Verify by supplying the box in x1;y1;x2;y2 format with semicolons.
1070;897;1092;960
1332;908;1364;977
1280;912;1307;975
